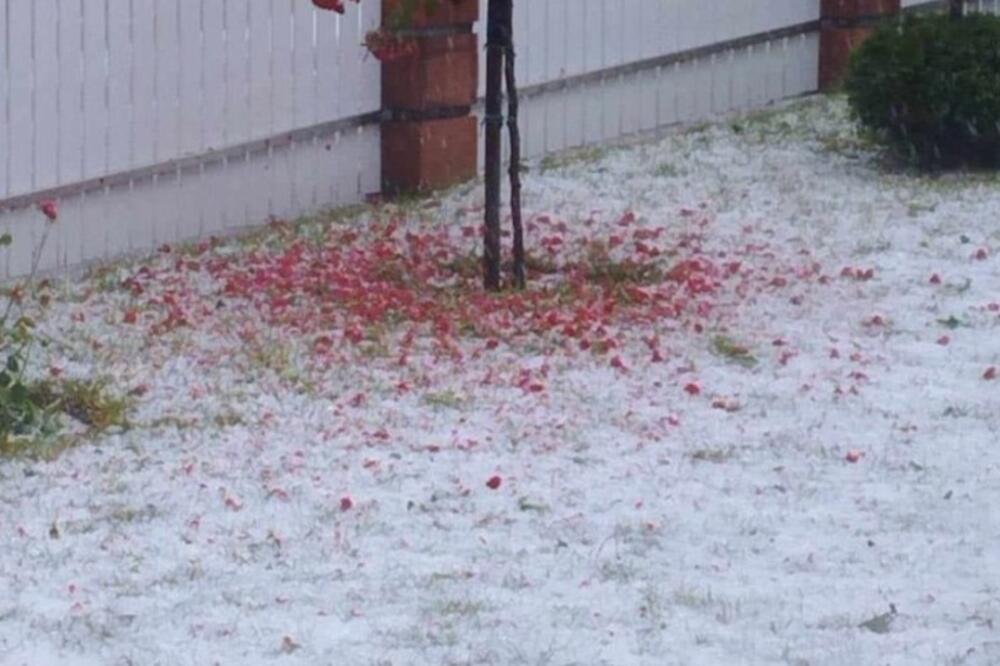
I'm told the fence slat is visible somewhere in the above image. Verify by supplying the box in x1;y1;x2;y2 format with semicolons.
81;0;107;181
270;0;295;135
335;3;363;118
583;0;603;76
107;0;132;174
33;0;60;192
178;0;203;157
292;2;317;131
0;1;8;199
316;6;343;121
154;1;180;164
358;4;380;114
202;0;226;153
7;1;34;195
223;0;250;149
132;0;156;168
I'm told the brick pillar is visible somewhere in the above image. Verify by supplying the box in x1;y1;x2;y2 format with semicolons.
819;0;900;90
380;0;479;194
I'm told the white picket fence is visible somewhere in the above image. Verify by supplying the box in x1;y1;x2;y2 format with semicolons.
1;0;381;277
904;0;999;8
476;0;820;165
1;0;993;277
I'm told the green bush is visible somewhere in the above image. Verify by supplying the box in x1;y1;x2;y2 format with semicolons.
845;13;1000;169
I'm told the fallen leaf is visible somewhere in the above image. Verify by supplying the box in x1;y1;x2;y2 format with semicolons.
858;608;896;634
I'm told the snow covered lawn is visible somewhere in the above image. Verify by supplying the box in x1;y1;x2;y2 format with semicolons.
2;96;999;665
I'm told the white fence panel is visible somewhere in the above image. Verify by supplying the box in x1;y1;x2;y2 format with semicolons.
0;0;380;278
0;2;6;197
34;0;60;192
969;0;1000;13
478;0;820;168
6;1;33;196
903;0;1000;9
1;0;379;197
482;0;820;98
132;1;157;169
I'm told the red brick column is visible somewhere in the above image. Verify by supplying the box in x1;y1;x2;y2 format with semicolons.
380;0;479;193
819;0;900;90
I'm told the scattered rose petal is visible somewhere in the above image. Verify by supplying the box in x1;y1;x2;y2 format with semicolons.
486;475;502;490
845;450;863;464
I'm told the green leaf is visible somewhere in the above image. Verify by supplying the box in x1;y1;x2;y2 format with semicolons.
858;611;895;634
0;233;11;247
6;355;19;373
711;335;758;368
10;382;28;403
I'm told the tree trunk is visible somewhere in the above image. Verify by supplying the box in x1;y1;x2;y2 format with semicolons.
482;0;504;291
502;0;525;289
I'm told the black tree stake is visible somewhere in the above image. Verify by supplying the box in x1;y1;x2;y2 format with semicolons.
502;0;525;289
482;0;506;291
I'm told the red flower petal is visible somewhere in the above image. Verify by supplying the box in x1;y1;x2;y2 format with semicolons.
38;200;58;221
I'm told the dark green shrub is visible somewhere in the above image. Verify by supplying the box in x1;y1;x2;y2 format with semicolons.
845;13;1000;169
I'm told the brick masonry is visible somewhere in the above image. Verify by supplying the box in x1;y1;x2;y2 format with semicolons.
382;33;478;112
380;0;480;193
312;0;479;194
819;0;901;90
382;116;479;192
